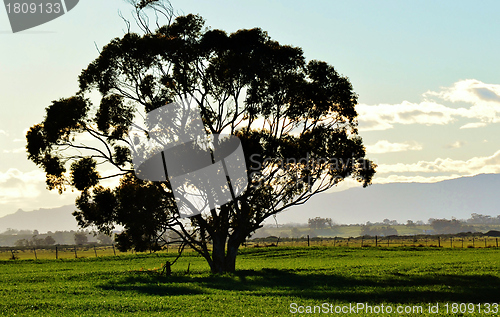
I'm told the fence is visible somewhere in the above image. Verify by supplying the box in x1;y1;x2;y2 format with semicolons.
1;236;499;260
247;235;500;249
0;242;191;261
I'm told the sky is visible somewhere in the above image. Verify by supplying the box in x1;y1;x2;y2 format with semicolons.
0;0;499;218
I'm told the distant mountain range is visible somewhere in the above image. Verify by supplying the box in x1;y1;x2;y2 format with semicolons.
1;174;499;233
275;173;500;225
0;205;79;233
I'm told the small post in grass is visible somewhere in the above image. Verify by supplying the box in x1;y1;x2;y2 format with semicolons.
438;236;441;247
94;245;98;257
485;238;487;248
387;237;390;247
112;244;116;256
375;236;378;247
74;246;78;258
450;237;453;248
472;237;475;248
333;237;336;247
307;235;310;247
496;238;498;248
462;238;464;248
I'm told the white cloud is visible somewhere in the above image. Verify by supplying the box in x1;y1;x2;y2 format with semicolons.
0;130;7;136
460;122;487;129
424;79;500;104
0;168;79;216
357;101;466;131
377;149;500;175
3;147;25;154
0;169;45;203
373;174;464;184
358;80;500;131
443;141;466;149
366;140;422;154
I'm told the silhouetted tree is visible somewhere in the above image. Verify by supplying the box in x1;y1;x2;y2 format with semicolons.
308;217;334;229
44;236;56;245
26;1;375;273
406;220;415;227
74;232;88;245
96;232;113;245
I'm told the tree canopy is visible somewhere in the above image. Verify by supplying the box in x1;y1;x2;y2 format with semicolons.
26;3;375;273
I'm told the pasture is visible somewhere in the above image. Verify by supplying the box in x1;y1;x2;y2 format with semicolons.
1;246;499;316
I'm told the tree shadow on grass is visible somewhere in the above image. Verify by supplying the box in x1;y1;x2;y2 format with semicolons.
99;268;500;303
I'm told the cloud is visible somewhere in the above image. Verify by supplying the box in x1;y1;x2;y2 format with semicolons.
357;101;466;131
460;122;487;129
424;79;500;104
3;147;25;154
425;79;500;124
0;168;79;216
443;141;466;149
366;140;422;154
358;80;500;131
0;130;7;136
373;174;464;184
0;169;45;202
376;149;500;175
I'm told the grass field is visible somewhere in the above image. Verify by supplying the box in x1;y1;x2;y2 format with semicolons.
1;246;499;316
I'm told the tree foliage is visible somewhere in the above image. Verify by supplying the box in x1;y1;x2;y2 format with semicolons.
26;2;375;273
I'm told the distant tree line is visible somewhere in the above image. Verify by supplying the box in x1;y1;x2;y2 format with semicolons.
360;225;398;237
0;229;114;247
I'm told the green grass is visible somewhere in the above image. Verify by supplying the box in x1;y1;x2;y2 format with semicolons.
1;247;499;316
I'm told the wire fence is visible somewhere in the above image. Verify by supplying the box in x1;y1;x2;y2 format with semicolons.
1;235;498;260
246;235;500;249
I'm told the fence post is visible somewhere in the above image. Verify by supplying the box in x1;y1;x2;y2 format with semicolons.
56;246;58;259
438;236;441;247
74;246;78;258
94;245;98;257
485;238;487;248
33;248;37;260
472;237;475;248
375;236;378;247
333;237;336;247
450;237;453;248
497;238;498;248
112;244;116;256
307;235;310;247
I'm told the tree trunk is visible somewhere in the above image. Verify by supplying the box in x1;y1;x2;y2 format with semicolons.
210;235;226;274
209;234;240;273
224;241;238;272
